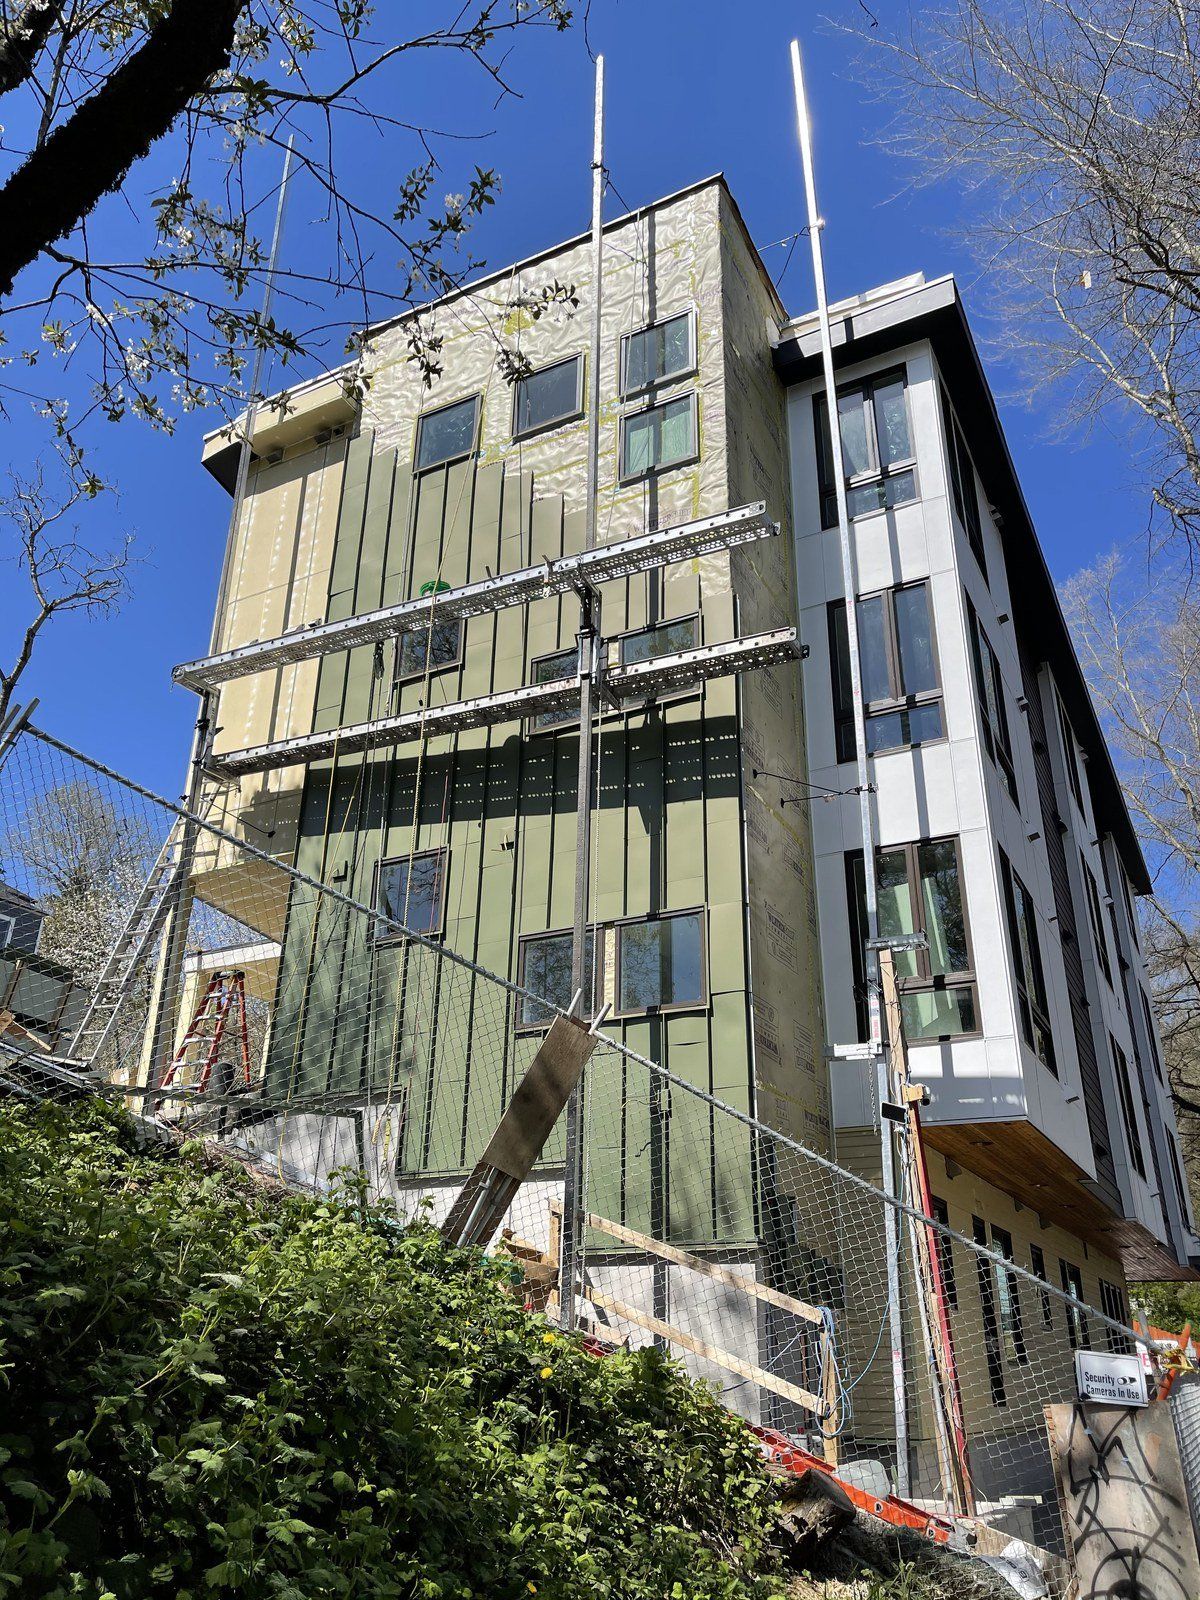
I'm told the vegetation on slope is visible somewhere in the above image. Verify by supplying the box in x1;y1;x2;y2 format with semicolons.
0;1098;787;1600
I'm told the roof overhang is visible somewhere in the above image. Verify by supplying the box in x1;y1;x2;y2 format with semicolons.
773;277;1151;896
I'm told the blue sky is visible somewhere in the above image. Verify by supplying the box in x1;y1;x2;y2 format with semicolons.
0;1;1144;796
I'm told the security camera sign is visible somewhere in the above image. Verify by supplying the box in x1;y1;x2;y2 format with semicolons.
1075;1349;1149;1407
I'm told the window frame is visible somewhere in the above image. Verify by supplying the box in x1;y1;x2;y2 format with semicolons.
1059;1258;1090;1350
511;352;585;440
615;612;701;667
1054;688;1086;813
940;383;987;577
413;392;482;473
372;847;449;944
973;1214;1007;1408
1028;1243;1054;1329
619;389;699;483
612;907;708;1021
525;644;581;735
990;1224;1029;1368
966;598;1017;803
394;616;464;686
1098;1279;1132;1355
998;850;1057;1075
515;925;597;1032
1080;855;1114;988
828;581;944;764
929;1195;958;1309
0;912;14;950
846;835;980;1043
1110;1032;1147;1180
619;308;697;398
814;366;919;529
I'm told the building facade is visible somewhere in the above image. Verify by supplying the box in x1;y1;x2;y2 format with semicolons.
175;175;1196;1507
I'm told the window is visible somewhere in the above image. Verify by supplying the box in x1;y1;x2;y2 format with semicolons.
1029;1244;1054;1329
1060;1259;1090;1350
828;582;942;763
966;600;1017;802
1167;1134;1191;1226
940;384;986;576
1099;1279;1132;1355
415;394;480;471
514;355;583;438
815;369;918;528
1054;689;1085;812
0;913;14;950
618;615;698;665
396;619;462;683
1141;990;1164;1085
517;928;596;1029
999;851;1056;1073
526;646;579;732
616;911;705;1015
990;1226;1028;1367
1080;857;1113;987
973;1215;1007;1407
374;849;447;940
847;837;977;1041
1111;1035;1147;1179
621;310;694;395
621;392;698;480
930;1195;957;1308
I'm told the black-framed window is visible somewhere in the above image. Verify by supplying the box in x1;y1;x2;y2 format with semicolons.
1167;1133;1191;1225
1080;856;1113;987
1060;1258;1090;1350
616;910;705;1016
0;913;14;950
527;646;579;732
828;582;942;763
940;383;986;576
973;1214;1007;1407
396;619;462;683
1054;689;1086;812
621;310;695;396
415;394;480;471
999;850;1056;1073
1141;989;1165;1084
374;848;448;940
966;600;1017;802
620;392;698;480
1099;1279;1132;1355
1028;1244;1054;1328
618;614;698;665
815;368;918;528
517;928;596;1029
930;1195;957;1308
847;837;977;1042
514;354;583;438
990;1225;1028;1367
1111;1033;1147;1179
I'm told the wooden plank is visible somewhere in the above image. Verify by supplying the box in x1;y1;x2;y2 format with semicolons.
585;1285;822;1415
576;1206;824;1326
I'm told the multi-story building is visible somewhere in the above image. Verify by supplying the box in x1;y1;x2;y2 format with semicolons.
173;174;1196;1508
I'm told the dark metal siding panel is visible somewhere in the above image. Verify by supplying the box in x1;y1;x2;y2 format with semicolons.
1017;637;1121;1208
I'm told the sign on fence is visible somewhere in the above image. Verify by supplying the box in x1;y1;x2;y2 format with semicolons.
1074;1350;1148;1407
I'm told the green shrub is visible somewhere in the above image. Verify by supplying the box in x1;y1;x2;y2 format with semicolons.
0;1098;785;1600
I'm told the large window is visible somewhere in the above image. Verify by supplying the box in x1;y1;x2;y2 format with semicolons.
990;1225;1028;1368
415;394;480;471
621;310;695;395
1060;1259;1090;1350
1028;1244;1054;1329
396;619;462;683
999;851;1056;1073
815;369;918;528
527;646;579;732
374;848;448;940
1080;856;1113;987
847;837;977;1041
513;355;583;438
828;582;942;763
1111;1034;1147;1180
966;600;1017;802
621;392;698;480
616;911;705;1015
973;1214;1007;1407
517;928;596;1029
619;615;698;665
1099;1279;1132;1355
940;384;986;576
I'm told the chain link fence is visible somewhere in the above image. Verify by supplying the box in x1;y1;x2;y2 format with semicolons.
0;717;1165;1576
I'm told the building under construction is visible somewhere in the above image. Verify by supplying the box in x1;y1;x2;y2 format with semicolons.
160;172;1197;1514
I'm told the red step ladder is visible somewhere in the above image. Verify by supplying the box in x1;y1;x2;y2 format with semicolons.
160;969;252;1094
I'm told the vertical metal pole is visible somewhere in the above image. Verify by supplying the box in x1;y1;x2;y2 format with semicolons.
559;55;606;1329
790;39;909;1494
147;140;297;1088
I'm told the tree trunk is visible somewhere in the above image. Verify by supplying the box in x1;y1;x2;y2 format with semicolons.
0;0;244;297
0;0;66;96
